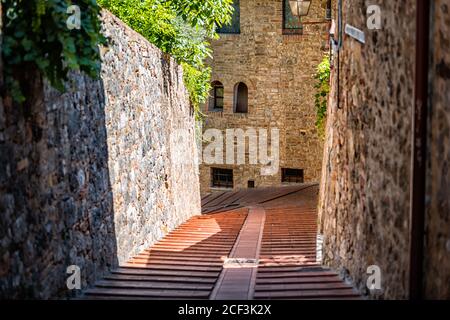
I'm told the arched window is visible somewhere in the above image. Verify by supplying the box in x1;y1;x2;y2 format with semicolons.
209;81;224;111
234;82;248;113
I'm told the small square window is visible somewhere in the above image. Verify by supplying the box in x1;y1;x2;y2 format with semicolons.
248;180;255;188
211;168;233;188
282;168;304;183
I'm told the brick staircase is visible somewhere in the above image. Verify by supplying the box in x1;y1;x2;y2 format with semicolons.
83;185;360;300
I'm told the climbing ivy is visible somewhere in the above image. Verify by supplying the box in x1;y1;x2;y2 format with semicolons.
314;55;330;138
97;0;234;119
1;0;233;114
2;0;104;102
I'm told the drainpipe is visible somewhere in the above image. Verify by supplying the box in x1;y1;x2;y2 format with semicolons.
409;0;430;300
336;0;342;110
326;0;332;20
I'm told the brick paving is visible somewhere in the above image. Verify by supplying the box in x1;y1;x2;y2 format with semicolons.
84;185;360;300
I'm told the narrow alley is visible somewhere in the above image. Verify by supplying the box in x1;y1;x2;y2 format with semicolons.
1;0;449;306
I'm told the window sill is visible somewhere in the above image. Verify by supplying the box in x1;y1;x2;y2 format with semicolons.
217;32;241;35
210;186;234;191
282;29;304;35
281;181;305;185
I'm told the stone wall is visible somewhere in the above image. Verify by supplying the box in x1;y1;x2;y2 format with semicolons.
319;0;450;300
318;0;416;299
100;11;200;265
424;0;450;300
199;0;329;195
0;10;200;299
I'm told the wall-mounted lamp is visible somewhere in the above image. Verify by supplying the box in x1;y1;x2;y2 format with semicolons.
289;0;312;17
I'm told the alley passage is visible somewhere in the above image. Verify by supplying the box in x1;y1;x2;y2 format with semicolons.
83;185;360;299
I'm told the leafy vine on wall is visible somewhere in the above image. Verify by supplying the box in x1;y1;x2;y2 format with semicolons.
1;0;234;121
2;0;104;102
314;55;330;138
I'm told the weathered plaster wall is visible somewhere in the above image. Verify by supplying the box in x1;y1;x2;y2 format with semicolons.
318;0;416;299
199;0;329;195
424;0;450;300
0;10;200;299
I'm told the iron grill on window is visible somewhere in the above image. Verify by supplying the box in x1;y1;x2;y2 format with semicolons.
211;168;234;188
209;81;224;111
282;168;304;183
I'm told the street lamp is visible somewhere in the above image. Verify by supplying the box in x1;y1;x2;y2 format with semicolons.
289;0;312;17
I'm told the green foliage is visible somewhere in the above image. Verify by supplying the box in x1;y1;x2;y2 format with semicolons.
1;0;233;113
181;62;209;121
314;55;330;138
2;0;104;102
168;0;234;38
98;0;234;118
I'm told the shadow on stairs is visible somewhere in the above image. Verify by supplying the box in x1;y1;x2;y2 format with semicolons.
82;185;361;300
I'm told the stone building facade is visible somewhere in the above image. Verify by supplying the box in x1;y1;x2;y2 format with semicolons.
199;0;330;195
318;0;450;299
0;11;200;298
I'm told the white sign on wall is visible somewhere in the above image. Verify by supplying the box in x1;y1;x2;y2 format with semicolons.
345;24;366;44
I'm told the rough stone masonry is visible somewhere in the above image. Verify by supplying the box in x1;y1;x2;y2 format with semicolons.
0;10;200;298
199;0;330;195
319;0;450;299
319;0;416;300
